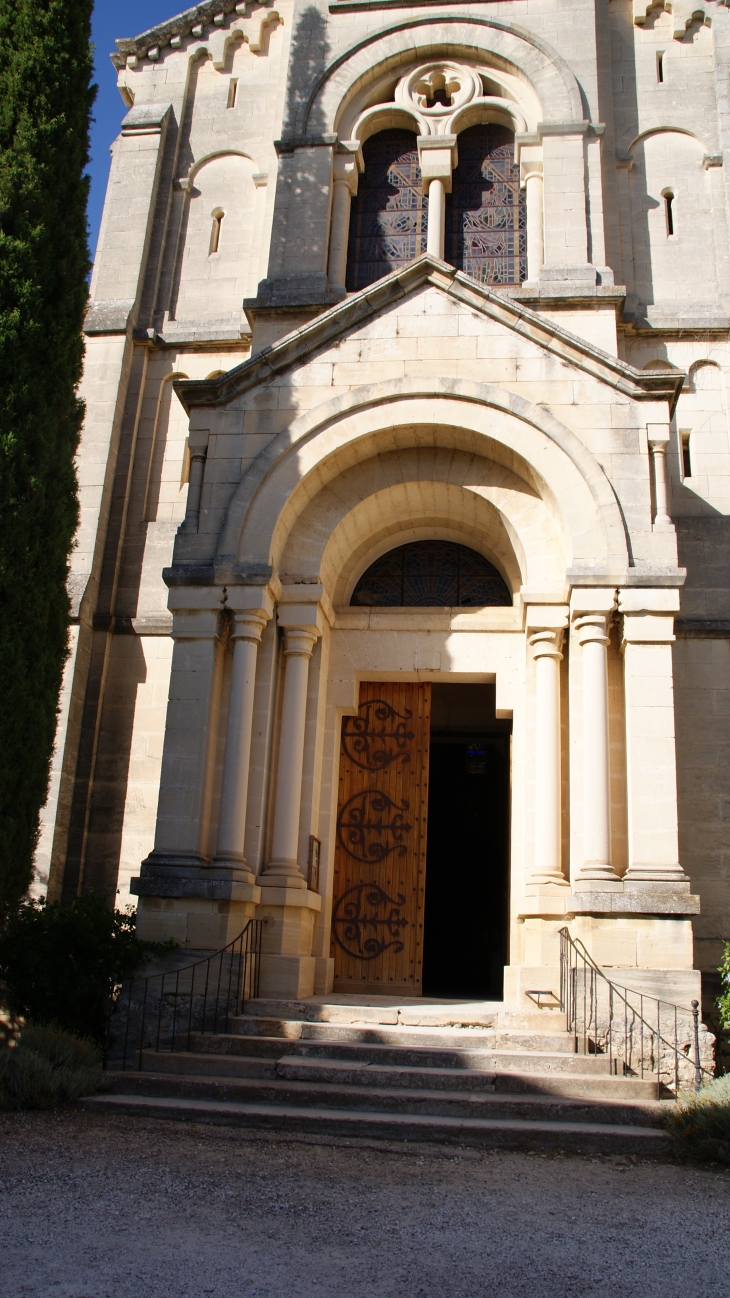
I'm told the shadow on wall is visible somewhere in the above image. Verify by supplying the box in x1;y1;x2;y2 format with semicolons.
283;4;329;137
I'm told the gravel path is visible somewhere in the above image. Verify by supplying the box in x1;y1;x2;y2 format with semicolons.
1;1110;728;1297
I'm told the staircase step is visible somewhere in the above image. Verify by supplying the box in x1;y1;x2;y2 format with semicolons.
113;1068;664;1127
227;1016;577;1055
79;1091;670;1157
274;1057;658;1100
138;1051;277;1080
289;1039;613;1074
228;1018;501;1050
241;999;501;1028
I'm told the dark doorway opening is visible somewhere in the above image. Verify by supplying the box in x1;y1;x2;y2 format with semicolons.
422;683;510;1000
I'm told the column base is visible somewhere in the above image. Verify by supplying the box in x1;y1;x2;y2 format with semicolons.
259;954;317;999
519;885;569;918
261;859;307;889
257;882;322;999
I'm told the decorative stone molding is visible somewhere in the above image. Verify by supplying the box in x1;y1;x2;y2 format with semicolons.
633;0;726;39
112;0;280;69
349;60;527;152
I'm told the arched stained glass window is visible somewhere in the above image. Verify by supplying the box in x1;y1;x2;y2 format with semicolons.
346;129;427;292
350;541;511;607
445;124;526;286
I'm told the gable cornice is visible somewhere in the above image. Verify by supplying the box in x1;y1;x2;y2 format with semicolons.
173;255;686;414
112;1;242;68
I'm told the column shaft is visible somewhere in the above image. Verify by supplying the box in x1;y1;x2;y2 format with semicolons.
264;628;318;886
574;615;617;882
327;180;351;293
530;631;565;884
650;441;671;526
426;178;446;261
525;171;544;280
214;612;268;878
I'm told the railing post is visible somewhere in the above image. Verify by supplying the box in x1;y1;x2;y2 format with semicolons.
692;999;702;1093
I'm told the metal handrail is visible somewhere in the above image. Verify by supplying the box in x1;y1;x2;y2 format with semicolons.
104;919;264;1072
559;927;712;1095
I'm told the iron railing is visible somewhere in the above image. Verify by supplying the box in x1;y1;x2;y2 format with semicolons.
105;920;264;1072
559;927;712;1095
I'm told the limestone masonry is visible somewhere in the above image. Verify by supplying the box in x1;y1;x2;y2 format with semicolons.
37;0;730;1022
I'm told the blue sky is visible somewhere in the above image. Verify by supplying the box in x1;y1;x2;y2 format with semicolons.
89;1;178;259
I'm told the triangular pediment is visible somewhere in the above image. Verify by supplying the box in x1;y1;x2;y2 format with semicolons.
174;254;683;413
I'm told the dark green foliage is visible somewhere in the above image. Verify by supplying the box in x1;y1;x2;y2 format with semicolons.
0;895;147;1042
717;942;730;1030
0;0;95;907
664;1074;730;1164
0;1022;101;1109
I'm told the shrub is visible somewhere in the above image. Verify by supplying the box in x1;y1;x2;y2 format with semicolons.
664;1074;730;1164
0;894;158;1042
0;1022;101;1110
717;942;730;1030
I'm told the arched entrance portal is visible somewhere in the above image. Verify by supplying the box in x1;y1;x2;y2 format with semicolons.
330;542;512;1000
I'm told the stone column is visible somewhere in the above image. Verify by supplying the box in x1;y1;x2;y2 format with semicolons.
263;625;319;886
523;168;544;281
619;588;689;890
571;590;620;887
647;423;672;527
529;628;566;886
258;598;326;999
418;136;456;263
326;151;359;295
426;178;446;260
213;605;271;881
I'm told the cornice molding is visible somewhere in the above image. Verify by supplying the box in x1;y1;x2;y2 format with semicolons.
173;254;685;413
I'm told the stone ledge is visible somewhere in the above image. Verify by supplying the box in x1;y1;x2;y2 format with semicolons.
675;618;730;639
131;874;260;903
567;891;700;915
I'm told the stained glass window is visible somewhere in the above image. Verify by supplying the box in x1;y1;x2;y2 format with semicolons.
445;124;526;287
346;129;427;292
350;541;512;607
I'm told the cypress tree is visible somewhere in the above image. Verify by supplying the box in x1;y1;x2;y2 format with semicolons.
0;0;94;910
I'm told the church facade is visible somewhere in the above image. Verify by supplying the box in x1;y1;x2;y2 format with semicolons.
39;0;730;1013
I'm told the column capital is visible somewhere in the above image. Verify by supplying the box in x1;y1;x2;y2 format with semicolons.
283;626;318;658
619;587;679;646
417;135;457;192
528;628;564;660
230;607;271;644
333;151;359;194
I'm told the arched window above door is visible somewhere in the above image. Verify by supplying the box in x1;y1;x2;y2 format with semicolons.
445;124;526;286
350;541;512;607
346;129;427;292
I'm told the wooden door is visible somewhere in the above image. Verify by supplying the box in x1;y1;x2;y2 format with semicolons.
331;682;431;995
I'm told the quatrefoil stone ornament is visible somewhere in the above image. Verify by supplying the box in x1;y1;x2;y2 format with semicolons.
396;62;483;135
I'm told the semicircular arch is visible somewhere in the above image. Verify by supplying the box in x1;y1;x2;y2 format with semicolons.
298;17;583;140
217;380;628;581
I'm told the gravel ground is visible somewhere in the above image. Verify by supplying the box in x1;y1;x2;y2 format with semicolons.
0;1111;728;1298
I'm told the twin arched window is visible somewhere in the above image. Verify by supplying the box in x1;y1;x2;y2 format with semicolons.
346;124;526;293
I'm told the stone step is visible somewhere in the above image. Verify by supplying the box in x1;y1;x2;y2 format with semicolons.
123;1065;664;1126
227;1016;576;1054
242;999;501;1028
288;1039;614;1075
190;1032;614;1074
79;1092;670;1157
274;1056;658;1101
137;1052;278;1080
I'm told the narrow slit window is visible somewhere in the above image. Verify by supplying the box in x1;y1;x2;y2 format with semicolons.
657;52;664;83
664;191;675;236
209;209;224;255
227;78;238;109
681;432;692;478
